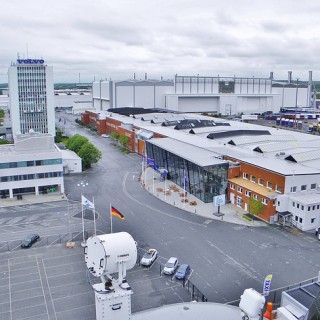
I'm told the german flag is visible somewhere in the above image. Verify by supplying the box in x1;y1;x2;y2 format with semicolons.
111;206;125;220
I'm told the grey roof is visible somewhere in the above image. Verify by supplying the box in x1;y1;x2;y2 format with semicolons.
228;135;293;146
285;150;320;163
148;138;226;167
290;191;320;204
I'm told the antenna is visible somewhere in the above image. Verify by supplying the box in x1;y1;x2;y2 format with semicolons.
26;43;29;58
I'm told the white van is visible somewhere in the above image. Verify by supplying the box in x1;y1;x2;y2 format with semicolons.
163;257;178;275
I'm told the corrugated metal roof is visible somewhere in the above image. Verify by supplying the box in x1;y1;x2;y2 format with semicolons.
228;135;293;146
228;177;277;198
285;150;320;163
253;140;299;153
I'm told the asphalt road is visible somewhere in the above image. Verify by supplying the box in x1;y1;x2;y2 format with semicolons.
56;113;320;303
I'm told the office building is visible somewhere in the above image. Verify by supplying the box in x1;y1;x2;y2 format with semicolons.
8;58;55;137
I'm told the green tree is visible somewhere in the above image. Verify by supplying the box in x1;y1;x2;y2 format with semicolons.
0;139;10;144
78;142;102;170
0;109;5;118
66;134;88;153
110;131;119;141
249;198;264;216
119;134;129;150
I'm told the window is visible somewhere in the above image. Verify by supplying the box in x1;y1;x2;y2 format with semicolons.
311;183;317;189
262;198;268;205
297;203;300;209
277;201;280;206
258;178;264;186
299;217;303;223
267;181;272;189
317;205;320;210
313;205;315;210
237;186;242;193
295;216;298;221
311;218;315;223
253;194;258;200
292;201;295;207
245;190;251;197
275;185;283;193
230;184;235;190
308;206;311;211
243;173;248;179
301;185;307;191
250;175;256;183
301;205;304;210
290;186;297;193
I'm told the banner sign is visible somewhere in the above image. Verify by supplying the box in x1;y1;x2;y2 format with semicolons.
17;59;45;64
213;194;226;207
263;274;273;296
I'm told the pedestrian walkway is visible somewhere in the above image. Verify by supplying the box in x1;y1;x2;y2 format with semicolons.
0;193;66;208
141;167;266;227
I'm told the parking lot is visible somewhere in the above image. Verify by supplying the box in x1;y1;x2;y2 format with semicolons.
0;243;196;320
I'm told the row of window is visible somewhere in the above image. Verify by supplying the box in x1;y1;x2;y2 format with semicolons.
290;184;317;192
242;173;283;193
0;171;62;182
230;184;271;205
294;216;317;224
292;201;320;211
0;159;62;169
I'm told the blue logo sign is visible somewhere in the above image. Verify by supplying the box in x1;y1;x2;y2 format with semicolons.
17;59;45;64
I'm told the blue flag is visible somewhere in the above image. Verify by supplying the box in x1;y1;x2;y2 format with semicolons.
147;157;155;166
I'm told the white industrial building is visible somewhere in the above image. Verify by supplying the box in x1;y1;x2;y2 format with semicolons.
0;131;64;199
92;78;174;111
92;71;316;115
8;58;55;137
60;149;82;174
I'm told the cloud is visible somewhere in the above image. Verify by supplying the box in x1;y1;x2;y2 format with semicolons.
1;0;320;82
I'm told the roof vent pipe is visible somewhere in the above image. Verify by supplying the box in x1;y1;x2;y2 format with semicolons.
288;71;292;84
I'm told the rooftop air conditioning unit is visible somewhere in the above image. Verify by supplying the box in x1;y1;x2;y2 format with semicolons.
280;152;286;155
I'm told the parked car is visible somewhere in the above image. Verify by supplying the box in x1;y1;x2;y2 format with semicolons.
163;257;179;275
21;234;40;248
175;264;190;280
140;248;158;266
101;134;109;138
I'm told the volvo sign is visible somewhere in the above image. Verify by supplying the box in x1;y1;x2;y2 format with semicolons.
17;59;45;64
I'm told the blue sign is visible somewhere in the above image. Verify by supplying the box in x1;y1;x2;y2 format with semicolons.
17;59;45;64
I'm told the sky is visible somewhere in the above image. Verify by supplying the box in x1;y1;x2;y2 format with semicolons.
1;0;320;83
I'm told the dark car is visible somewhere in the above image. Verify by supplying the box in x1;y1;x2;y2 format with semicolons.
21;234;40;248
175;264;190;280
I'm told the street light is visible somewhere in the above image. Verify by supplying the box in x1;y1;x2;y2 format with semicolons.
295;78;299;118
77;180;89;246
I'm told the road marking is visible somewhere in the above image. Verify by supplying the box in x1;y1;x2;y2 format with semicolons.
202;256;213;265
206;240;259;281
122;171;206;228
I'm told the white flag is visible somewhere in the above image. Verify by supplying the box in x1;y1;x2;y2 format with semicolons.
81;195;94;209
263;274;273;296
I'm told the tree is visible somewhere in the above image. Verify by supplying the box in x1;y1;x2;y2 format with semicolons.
66;134;88;153
249;198;264;216
119;134;129;150
0;109;5;118
110;131;119;141
78;142;102;170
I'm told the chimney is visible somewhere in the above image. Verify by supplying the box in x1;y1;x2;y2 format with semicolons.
145;73;147;80
288;71;292;84
133;73;136;80
269;72;274;80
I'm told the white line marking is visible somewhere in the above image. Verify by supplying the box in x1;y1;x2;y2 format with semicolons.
36;256;50;319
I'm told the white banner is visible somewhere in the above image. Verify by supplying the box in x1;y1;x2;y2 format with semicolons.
81;195;94;209
213;194;226;207
263;274;273;296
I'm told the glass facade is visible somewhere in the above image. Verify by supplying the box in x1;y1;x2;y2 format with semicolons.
0;159;62;169
146;142;228;203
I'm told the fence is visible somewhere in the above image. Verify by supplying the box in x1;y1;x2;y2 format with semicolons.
0;231;89;253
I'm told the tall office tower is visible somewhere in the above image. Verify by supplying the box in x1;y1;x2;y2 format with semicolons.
8;58;55;137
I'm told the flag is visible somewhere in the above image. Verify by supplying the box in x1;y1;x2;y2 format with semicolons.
184;174;188;186
111;206;125;220
153;162;160;173
81;195;94;209
263;274;273;296
161;169;168;179
147;157;155;166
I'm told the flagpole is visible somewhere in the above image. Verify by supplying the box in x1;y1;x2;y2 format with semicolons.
152;168;155;193
183;170;186;209
81;194;85;245
93;197;96;236
164;175;167;201
110;203;113;234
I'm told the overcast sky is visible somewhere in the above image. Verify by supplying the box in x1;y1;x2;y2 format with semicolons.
1;0;320;83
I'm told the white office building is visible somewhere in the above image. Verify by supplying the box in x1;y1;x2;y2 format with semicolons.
8;58;55;137
0;131;64;199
